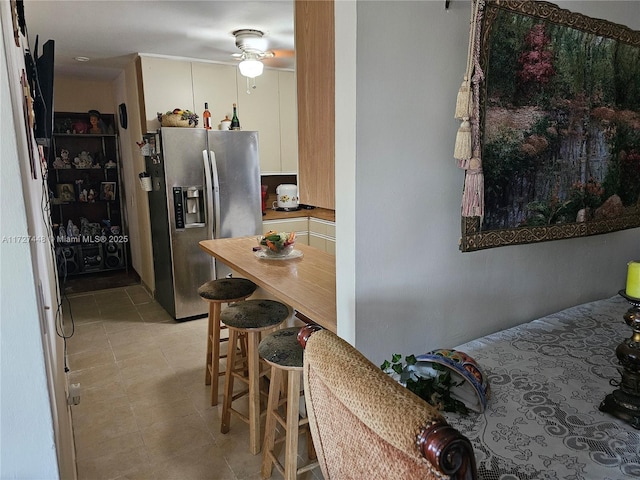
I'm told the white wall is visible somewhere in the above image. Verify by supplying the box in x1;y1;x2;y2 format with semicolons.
0;50;58;480
335;0;357;343
53;75;115;113
113;60;155;291
347;1;640;363
1;3;71;477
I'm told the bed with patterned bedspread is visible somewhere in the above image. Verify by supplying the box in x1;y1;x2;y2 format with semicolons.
443;295;640;480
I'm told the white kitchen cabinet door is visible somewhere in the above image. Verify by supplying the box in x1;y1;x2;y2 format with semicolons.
308;218;335;255
237;69;281;173
278;71;298;174
139;56;194;132
192;63;239;129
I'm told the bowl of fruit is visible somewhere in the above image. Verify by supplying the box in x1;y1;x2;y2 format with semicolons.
157;108;199;127
258;231;296;257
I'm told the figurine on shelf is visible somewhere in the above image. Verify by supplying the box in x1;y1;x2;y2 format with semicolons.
73;151;93;168
66;219;79;239
52;156;65;169
60;148;72;168
80;217;90;237
55;118;71;134
88;109;107;134
104;159;116;169
87;188;96;203
72;121;88;134
75;179;86;202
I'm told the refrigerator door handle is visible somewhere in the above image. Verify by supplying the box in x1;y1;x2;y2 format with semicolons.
203;150;222;239
202;150;215;240
209;151;222;239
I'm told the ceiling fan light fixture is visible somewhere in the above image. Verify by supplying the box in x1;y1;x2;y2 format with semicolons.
233;29;268;53
238;57;264;78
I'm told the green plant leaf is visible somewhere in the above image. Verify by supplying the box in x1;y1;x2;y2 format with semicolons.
381;353;469;414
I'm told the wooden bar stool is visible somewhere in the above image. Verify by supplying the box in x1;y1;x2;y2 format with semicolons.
220;299;290;455
259;327;318;479
198;278;257;406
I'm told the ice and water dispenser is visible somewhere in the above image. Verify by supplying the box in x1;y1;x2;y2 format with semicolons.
173;186;205;228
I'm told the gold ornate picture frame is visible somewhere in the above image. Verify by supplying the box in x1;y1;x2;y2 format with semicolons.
461;1;640;251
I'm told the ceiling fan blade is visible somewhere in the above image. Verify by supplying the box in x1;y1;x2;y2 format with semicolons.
269;49;295;59
262;57;293;68
261;49;295;67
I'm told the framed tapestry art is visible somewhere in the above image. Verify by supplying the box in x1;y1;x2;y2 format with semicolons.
458;0;640;251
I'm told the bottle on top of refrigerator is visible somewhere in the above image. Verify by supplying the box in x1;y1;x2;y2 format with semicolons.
203;102;212;130
231;103;240;130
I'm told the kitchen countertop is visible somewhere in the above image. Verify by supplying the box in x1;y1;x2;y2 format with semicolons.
263;207;335;222
199;236;336;332
263;196;335;222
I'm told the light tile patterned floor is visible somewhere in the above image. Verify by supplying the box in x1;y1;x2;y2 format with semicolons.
64;285;323;480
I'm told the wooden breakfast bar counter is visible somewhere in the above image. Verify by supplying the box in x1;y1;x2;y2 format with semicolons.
199;237;336;332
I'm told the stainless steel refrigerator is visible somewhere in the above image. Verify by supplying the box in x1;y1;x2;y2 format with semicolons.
145;127;262;320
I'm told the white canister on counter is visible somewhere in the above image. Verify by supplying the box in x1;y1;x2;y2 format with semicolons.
274;184;299;210
219;116;231;130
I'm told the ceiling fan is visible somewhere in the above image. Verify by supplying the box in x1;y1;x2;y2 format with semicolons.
231;28;295;78
232;29;272;78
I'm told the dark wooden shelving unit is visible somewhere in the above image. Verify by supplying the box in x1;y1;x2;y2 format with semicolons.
48;112;128;276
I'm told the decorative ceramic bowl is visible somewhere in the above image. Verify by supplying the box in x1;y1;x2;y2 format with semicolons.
258;231;296;257
414;349;490;413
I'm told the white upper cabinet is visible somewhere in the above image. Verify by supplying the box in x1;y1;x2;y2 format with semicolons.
192;63;239;129
138;56;297;174
278;71;299;174
236;69;281;173
236;69;298;174
139;56;194;132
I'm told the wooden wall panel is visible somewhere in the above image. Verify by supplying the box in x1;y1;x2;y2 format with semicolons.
295;0;335;210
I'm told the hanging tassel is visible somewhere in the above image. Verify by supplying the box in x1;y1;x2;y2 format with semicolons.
454;0;480;120
457;0;487;219
454;76;471;120
457;157;470;170
461;156;484;218
454;118;472;161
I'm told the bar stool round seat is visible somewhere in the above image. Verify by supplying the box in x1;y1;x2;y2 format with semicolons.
259;327;318;479
220;299;291;455
221;299;290;330
198;278;257;406
258;327;304;368
198;277;257;301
